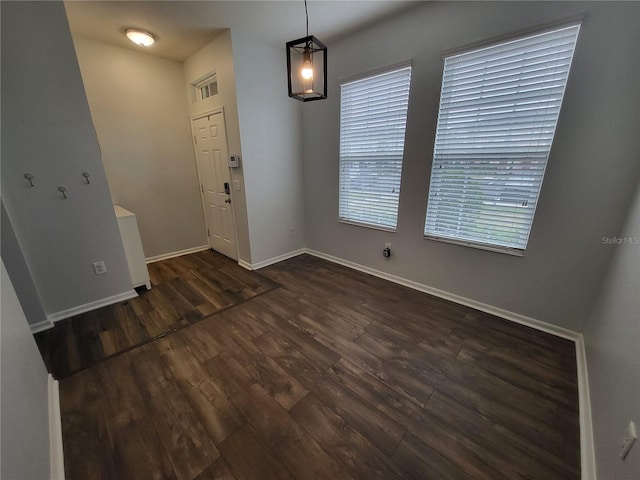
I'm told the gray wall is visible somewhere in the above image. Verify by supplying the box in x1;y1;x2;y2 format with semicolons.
1;1;132;316
1;200;47;327
302;1;640;331
0;260;51;479
232;29;306;265
583;178;640;478
73;36;207;259
183;31;252;263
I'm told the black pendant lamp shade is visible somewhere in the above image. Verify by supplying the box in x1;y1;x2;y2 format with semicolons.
286;2;327;101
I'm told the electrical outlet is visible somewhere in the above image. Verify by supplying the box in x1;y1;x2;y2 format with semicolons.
385;243;392;249
620;421;637;460
289;226;295;237
92;261;107;275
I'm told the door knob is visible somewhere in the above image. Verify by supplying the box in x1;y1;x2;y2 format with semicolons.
225;199;231;203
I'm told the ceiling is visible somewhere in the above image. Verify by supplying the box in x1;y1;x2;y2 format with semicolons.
64;1;423;62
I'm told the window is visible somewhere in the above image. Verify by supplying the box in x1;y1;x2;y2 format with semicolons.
199;79;218;100
191;73;218;103
339;64;412;230
424;24;580;254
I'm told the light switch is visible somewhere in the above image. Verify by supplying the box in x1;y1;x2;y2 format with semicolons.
233;180;241;191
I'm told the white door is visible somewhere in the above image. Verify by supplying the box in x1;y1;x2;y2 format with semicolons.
191;111;237;260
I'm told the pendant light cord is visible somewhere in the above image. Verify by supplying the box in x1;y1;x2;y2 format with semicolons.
304;0;309;37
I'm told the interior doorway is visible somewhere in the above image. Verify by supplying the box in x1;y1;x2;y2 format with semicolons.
191;109;238;260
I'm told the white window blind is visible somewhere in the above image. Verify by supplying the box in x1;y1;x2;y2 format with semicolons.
339;65;412;230
424;24;580;253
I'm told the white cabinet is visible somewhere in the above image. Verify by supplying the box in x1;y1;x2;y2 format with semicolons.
114;205;151;290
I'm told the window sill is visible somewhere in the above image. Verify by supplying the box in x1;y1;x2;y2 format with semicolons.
424;235;524;257
339;219;397;233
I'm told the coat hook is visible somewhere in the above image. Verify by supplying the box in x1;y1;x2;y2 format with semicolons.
57;186;68;199
24;173;35;187
82;171;91;184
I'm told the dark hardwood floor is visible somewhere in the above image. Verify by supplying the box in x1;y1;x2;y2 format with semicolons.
35;250;278;379
58;252;580;480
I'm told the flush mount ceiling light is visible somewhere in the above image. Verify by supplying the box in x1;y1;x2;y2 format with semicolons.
125;28;155;47
286;0;327;101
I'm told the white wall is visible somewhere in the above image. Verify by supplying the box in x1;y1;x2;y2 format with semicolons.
302;1;640;331
1;1;133;317
231;29;305;265
73;37;207;259
0;260;51;479
583;178;640;478
183;31;252;263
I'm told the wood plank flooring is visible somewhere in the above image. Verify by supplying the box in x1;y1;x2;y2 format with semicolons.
59;252;580;480
35;250;278;379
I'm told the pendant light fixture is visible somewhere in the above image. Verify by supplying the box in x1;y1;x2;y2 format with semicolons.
286;0;327;101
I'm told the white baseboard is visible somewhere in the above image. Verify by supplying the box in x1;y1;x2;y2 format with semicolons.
304;248;595;479
575;335;597;479
46;290;138;324
238;259;253;271
30;318;55;334
238;248;306;271
145;245;209;264
48;374;65;479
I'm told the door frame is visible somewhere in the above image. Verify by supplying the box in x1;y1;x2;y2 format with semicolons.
190;107;239;260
